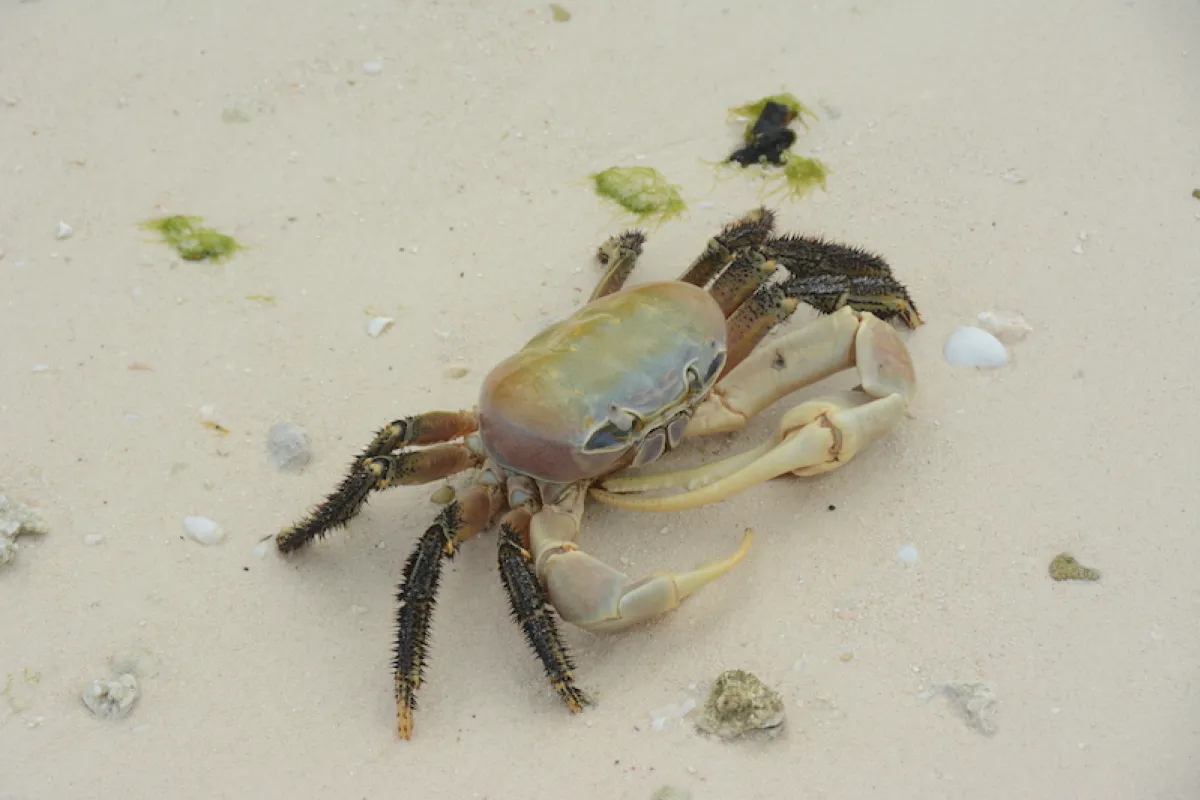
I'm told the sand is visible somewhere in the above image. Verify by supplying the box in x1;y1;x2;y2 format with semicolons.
2;0;1199;798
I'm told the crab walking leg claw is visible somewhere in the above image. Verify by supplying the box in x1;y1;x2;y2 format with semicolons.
527;483;754;633
590;307;917;511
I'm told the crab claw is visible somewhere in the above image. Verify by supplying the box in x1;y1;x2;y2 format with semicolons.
589;308;916;511
539;528;754;633
590;391;905;511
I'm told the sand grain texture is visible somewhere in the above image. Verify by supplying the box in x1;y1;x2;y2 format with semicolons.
2;1;1198;798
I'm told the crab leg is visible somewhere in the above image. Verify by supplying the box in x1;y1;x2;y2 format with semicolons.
708;249;778;317
276;409;482;553
590;308;916;511
762;235;924;328
528;482;753;633
495;506;592;714
589;230;646;301
394;482;504;739
678;207;776;287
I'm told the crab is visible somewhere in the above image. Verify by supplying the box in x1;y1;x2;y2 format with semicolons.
275;206;922;739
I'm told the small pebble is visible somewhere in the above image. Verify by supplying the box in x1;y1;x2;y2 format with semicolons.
84;534;104;546
55;221;73;240
366;316;394;338
267;421;312;473
897;544;919;564
363;59;384;75
183;516;224;545
697;669;785;741
929;681;998;736
1;488;49;566
82;674;139;720
976;310;1033;344
443;365;470;379
1000;170;1026;184
944;326;1008;368
31;363;50;373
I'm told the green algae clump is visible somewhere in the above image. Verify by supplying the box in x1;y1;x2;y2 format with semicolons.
590;166;687;226
762;153;829;201
140;215;244;263
1049;552;1101;582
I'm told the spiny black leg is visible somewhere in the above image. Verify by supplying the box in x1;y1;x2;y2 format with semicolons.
274;407;479;555
762;234;923;327
393;483;501;739
275;443;480;553
589;230;646;301
678;207;777;287
276;459;380;553
781;270;923;328
497;514;591;714
393;504;459;740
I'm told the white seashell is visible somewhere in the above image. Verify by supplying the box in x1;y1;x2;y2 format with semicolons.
944;326;1008;368
183;515;224;545
366;316;394;338
55;221;74;240
976;310;1033;344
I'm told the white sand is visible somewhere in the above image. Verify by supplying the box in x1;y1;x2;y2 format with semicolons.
3;0;1199;798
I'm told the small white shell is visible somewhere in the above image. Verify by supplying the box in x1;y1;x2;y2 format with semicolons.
366;316;394;338
976;310;1033;344
183;516;224;545
944;326;1008;368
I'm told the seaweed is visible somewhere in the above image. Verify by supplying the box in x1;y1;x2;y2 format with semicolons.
723;92;829;202
727;92;818;138
140;215;244;263
590;166;687;226
1049;553;1101;582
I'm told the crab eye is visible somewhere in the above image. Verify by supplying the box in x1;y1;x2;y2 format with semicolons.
702;350;727;384
583;422;633;452
685;365;704;394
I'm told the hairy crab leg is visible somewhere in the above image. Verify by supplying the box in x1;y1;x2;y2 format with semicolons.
707;248;778;317
591;308;916;510
761;234;924;328
678;207;776;287
394;481;505;740
527;482;753;633
495;506;592;714
275;409;482;553
589;230;646;301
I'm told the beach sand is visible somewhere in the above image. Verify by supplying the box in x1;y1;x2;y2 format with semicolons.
2;1;1199;798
